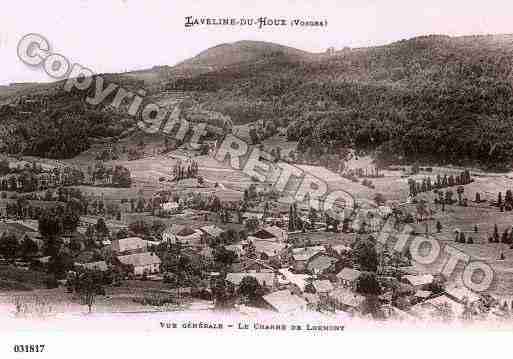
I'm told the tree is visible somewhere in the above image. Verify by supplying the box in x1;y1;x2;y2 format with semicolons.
356;271;381;296
95;218;109;239
373;193;386;206
20;235;39;259
238;276;264;305
0;159;10;176
456;186;464;205
214;248;237;267
39;210;62;239
75;270;104;313
116;228;129;239
502;229;510;244
494;224;500;243
506;190;513;207
212;277;234;309
69;236;83;253
416;199;428;222
308;207;318;227
62;210;79;234
356;271;382;317
245;218;259;234
444;190;453;205
112;165;132;188
0;233;19;260
221;228;239;245
247;184;257;200
47;252;74;278
353;237;379;272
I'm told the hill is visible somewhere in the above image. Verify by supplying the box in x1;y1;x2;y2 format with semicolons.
172;40;316;73
4;36;513;170
162;35;513;170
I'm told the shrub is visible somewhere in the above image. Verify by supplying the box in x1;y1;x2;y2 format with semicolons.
45;276;59;289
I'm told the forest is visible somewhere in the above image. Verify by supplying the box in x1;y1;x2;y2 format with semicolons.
4;35;513;169
170;35;513;170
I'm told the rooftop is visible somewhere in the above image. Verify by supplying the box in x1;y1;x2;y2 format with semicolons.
262;290;307;313
111;237;147;253
200;225;225;238
336;268;362;281
312;279;334;293
403;274;434;287
117;252;162;267
328;288;365;308
75;261;109;272
225;272;275;287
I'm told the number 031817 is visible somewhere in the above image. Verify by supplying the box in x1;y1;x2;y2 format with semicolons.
13;344;45;353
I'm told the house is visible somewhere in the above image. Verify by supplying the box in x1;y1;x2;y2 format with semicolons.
331;244;352;256
252;226;287;242
111;237;147;255
291;246;325;272
75;260;109;272
0;221;38;240
161;201;179;214
303;292;320;310
22;232;45;252
409;294;466;320
402;274;434;290
224;244;245;259
445;285;480;304
176;226;203;243
162;224;186;244
239;257;274;272
291;252;316;272
291;245;325;255
378;205;393;218
242;212;263;223
61;231;86;247
336;268;362;290
277;268;311;292
225;272;276;290
262;289;308;314
33;256;51;268
414;290;432;302
117;252;161;276
200;225;225;244
308;280;334;296
199;246;214;261
252;240;287;261
306;253;337;274
328;288;365;313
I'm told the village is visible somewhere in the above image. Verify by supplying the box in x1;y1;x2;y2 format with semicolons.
1;125;513;325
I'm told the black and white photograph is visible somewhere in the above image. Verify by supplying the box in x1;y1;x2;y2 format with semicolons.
1;1;513;357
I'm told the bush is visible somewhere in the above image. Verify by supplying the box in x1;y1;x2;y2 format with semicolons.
45;276;59;289
132;292;177;306
0;279;33;291
0;265;52;289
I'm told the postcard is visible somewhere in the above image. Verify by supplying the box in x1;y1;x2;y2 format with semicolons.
1;1;513;357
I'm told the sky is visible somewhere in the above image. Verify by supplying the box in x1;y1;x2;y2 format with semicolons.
1;0;513;85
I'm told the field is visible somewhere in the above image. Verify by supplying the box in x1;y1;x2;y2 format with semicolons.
0;266;53;292
0;280;213;316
